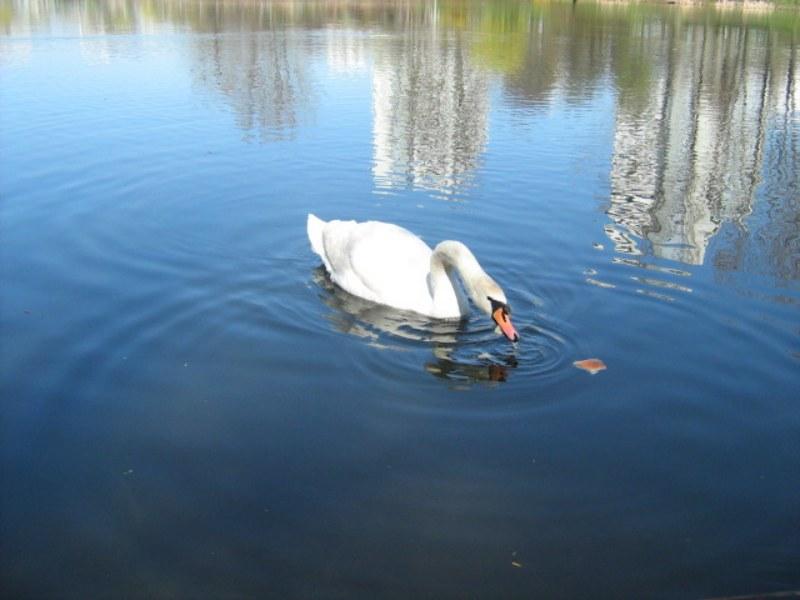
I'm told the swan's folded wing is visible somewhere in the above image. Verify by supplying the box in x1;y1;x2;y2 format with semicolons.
331;221;434;313
317;219;372;299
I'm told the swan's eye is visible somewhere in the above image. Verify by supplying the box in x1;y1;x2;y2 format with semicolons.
488;296;510;316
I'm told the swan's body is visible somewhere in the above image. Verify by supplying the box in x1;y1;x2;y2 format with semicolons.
307;214;518;341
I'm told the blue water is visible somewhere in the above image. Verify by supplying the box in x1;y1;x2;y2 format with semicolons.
2;1;799;597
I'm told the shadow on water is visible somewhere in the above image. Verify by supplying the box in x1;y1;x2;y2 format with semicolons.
311;267;519;385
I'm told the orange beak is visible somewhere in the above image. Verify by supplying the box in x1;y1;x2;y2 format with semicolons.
492;306;519;342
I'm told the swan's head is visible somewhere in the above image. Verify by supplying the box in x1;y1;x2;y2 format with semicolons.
487;296;519;343
434;241;519;342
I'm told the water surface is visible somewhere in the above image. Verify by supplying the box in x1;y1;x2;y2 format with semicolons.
1;1;799;597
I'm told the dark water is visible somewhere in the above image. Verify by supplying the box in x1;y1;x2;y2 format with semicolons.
2;1;799;597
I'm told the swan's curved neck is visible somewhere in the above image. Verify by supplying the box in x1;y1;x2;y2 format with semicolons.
429;241;488;316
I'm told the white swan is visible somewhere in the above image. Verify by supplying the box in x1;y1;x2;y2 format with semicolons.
307;214;519;341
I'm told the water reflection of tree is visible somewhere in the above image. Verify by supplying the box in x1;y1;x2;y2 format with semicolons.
192;30;311;142
372;7;489;195
472;2;798;282
501;4;612;107
714;41;799;287
607;22;797;269
9;0;799;281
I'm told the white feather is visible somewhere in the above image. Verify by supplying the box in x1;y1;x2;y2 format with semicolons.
306;214;511;322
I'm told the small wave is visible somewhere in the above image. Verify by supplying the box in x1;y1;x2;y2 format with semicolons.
308;267;574;390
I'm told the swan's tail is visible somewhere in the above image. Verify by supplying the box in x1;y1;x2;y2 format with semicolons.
307;213;326;258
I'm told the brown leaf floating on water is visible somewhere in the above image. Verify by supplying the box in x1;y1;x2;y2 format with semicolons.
573;358;607;375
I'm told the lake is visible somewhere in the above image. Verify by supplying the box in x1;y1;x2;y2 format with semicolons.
1;0;799;597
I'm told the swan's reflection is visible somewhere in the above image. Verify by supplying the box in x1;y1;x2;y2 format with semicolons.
312;267;517;384
425;352;519;384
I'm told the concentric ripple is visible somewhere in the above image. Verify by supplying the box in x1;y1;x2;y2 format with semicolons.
308;267;576;391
